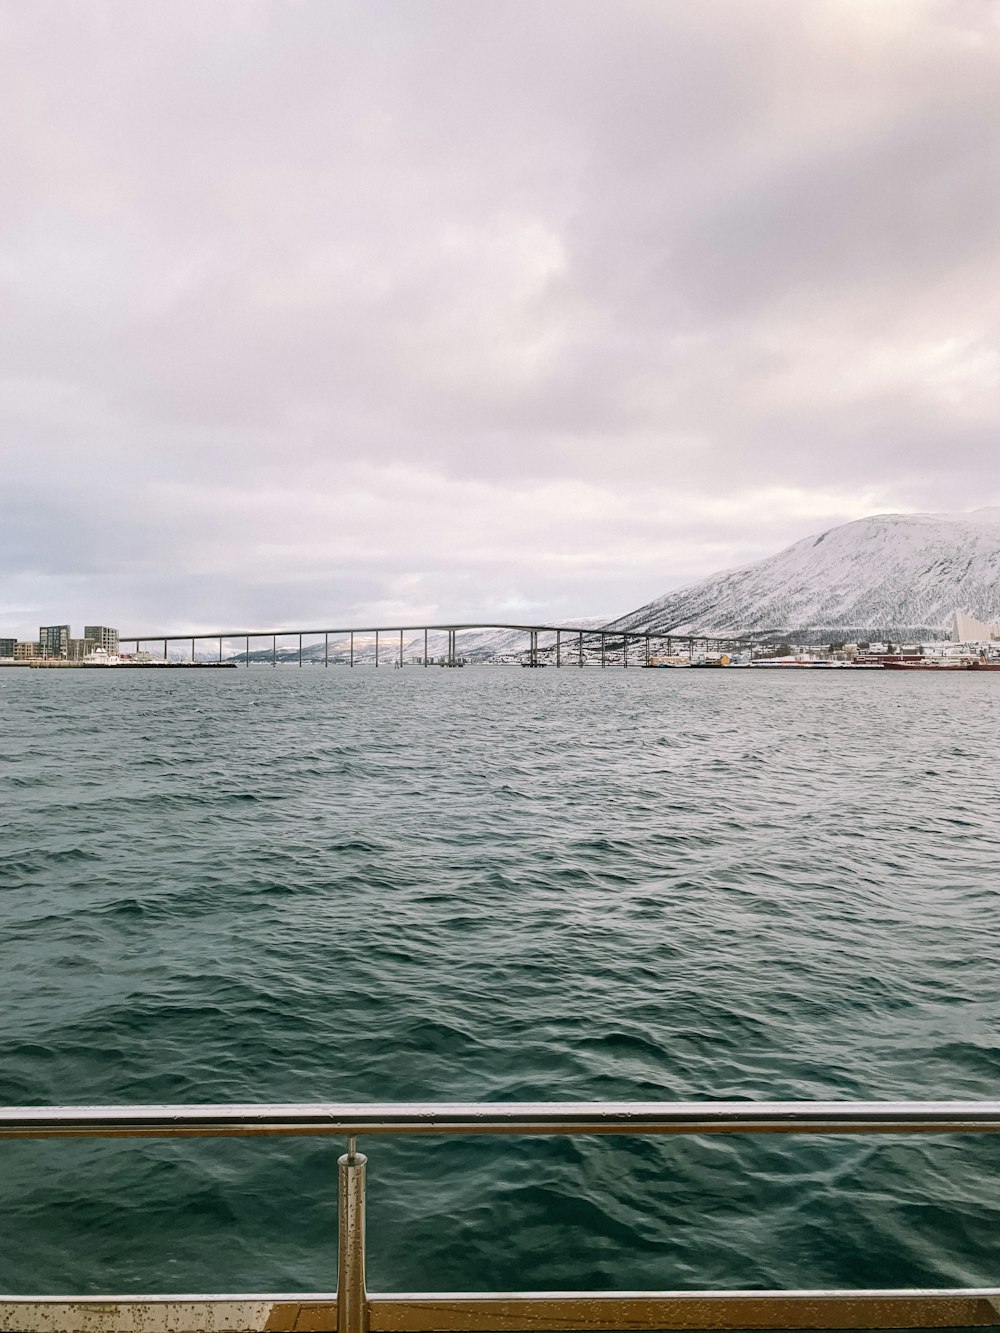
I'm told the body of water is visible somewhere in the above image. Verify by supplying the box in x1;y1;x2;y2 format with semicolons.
0;666;998;1295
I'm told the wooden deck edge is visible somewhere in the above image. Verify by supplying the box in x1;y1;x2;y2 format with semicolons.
0;1290;997;1333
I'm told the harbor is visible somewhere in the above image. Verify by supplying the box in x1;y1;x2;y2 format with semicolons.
5;617;999;672
26;658;238;669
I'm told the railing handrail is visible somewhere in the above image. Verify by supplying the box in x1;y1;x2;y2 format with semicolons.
4;1101;1000;1331
2;1099;1000;1138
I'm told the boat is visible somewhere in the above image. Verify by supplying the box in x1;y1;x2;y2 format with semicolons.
750;656;848;668
30;652;238;669
882;661;968;671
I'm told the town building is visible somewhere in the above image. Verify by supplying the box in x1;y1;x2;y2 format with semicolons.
14;641;40;659
31;623;120;659
85;625;119;653
0;639;15;659
951;609;1000;642
38;625;71;658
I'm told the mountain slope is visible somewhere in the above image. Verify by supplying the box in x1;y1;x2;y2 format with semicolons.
608;508;1000;640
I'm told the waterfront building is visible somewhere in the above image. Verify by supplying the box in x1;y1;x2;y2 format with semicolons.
14;641;40;660
0;638;14;659
952;608;1000;642
38;625;70;658
85;625;119;653
32;623;120;659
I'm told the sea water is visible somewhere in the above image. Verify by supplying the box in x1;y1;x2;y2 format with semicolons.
0;666;998;1294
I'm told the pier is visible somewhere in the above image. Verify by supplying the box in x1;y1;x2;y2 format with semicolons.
117;621;750;667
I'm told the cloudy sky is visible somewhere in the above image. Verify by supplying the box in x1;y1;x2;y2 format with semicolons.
2;0;999;636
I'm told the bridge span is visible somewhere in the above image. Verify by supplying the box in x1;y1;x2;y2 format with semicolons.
118;621;750;668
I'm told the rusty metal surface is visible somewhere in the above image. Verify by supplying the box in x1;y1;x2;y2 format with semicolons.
2;1101;1000;1141
337;1151;367;1333
0;1298;282;1332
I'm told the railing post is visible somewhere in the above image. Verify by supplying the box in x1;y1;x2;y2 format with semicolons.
338;1139;368;1333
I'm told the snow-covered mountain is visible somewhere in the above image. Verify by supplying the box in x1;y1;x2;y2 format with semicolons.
608;508;1000;642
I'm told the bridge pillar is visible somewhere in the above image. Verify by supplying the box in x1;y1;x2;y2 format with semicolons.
375;630;379;668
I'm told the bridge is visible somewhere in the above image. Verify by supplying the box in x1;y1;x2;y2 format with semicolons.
118;621;748;667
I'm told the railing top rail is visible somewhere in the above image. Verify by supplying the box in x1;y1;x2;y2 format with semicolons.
1;1100;1000;1139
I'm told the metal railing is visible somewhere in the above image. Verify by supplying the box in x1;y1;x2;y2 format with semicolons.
0;1100;998;1333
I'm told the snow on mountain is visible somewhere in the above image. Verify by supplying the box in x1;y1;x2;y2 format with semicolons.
441;617;610;659
608;508;1000;641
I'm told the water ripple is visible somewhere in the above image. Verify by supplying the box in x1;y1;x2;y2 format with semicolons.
0;667;998;1294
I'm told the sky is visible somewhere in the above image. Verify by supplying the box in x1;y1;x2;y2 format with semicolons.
2;0;1000;637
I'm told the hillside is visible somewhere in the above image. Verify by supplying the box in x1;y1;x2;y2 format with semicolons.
607;509;1000;641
